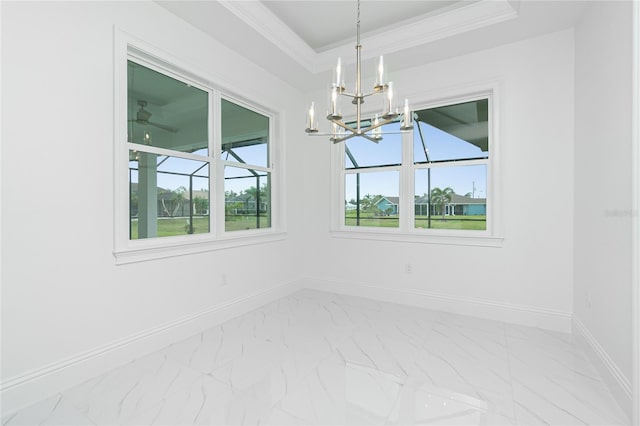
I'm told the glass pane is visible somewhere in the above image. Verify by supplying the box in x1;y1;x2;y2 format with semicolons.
345;171;399;228
345;121;402;169
414;165;486;230
129;151;209;239
414;99;489;163
221;99;269;168
127;60;208;155
224;166;271;231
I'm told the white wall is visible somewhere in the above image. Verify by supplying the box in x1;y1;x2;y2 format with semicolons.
2;0;635;418
302;30;576;330
573;1;634;416
0;0;306;413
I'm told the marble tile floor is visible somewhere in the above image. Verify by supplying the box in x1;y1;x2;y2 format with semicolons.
2;289;630;425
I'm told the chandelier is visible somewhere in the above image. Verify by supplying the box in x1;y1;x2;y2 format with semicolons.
305;0;413;143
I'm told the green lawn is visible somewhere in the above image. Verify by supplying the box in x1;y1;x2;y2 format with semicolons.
130;215;270;238
224;214;270;232
415;215;486;230
130;217;210;239
344;211;486;230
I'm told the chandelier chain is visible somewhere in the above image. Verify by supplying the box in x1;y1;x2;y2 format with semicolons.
356;0;361;45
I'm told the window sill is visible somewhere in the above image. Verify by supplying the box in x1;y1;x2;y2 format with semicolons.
330;229;503;247
114;231;287;265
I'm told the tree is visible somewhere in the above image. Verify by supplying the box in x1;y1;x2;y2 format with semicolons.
244;183;268;213
361;194;374;211
430;187;454;219
225;190;238;201
170;186;187;217
194;196;208;215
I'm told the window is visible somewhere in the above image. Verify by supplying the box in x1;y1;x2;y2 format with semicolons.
114;43;281;263
344;121;401;228
413;99;489;231
127;60;210;240
336;93;499;245
221;99;272;232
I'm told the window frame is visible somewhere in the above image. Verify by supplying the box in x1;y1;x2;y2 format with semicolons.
218;94;275;233
331;84;503;247
114;32;284;264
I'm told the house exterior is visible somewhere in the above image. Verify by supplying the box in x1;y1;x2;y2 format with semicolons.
374;196;399;215
130;184;209;217
225;195;268;215
415;193;486;216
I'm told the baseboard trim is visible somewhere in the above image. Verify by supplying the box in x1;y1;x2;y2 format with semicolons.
301;277;572;332
0;280;301;416
572;316;632;419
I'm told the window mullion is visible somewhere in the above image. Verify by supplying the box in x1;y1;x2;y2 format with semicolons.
400;127;413;232
126;143;210;163
213;91;224;237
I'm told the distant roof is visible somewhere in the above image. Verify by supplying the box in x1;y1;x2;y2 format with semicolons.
450;194;485;204
375;196;399;205
415;193;486;204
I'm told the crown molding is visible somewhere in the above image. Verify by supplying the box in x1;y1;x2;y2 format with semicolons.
317;0;519;70
217;0;317;72
219;0;519;75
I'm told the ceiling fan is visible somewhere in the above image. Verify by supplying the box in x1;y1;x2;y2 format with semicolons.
129;100;178;133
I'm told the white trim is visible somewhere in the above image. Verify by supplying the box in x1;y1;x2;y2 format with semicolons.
217;0;316;72
344;165;402;174
331;229;503;248
114;28;284;263
332;80;502;246
219;0;518;74
126;143;210;163
413;158;489;169
632;0;640;422
302;277;571;332
573;316;633;419
114;231;287;265
0;280;301;416
221;161;271;175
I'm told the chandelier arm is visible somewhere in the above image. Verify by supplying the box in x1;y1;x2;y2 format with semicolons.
339;91;357;99
329;119;356;133
359;116;397;134
356;133;381;144
331;133;359;144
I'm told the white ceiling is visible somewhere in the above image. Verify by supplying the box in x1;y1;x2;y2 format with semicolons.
260;1;472;52
156;0;588;92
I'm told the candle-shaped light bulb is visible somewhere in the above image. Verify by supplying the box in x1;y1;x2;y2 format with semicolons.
401;98;413;130
328;85;342;120
306;102;318;132
330;122;345;142
375;56;385;90
373;114;382;140
335;57;343;90
382;81;396;118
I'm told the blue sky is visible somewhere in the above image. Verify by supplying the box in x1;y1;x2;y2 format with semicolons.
344;121;488;202
130;119;488;202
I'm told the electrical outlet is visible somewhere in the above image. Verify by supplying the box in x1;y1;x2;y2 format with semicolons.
586;291;592;308
405;263;412;274
221;273;228;286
